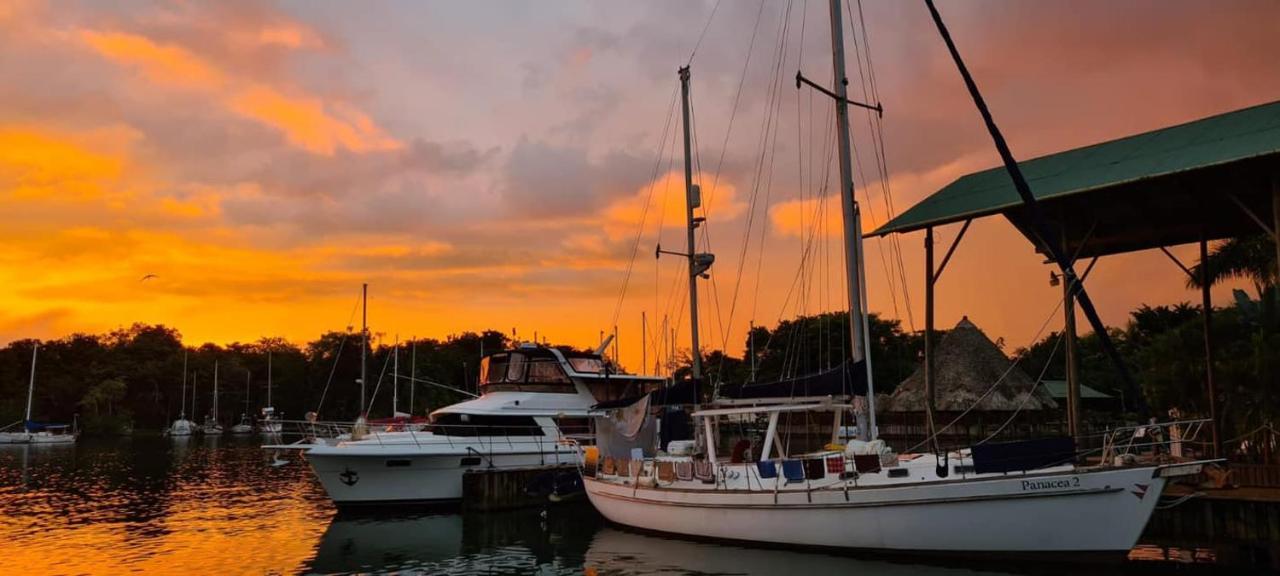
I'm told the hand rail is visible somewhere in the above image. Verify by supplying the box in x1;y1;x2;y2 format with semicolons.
1101;418;1210;463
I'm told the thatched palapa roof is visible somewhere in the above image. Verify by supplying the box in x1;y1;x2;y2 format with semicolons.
882;317;1057;412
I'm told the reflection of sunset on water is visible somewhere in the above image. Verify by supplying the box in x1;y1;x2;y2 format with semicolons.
0;441;331;575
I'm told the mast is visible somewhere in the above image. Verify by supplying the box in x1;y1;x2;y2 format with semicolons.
393;334;399;415
180;351;188;419
828;0;876;438
192;372;198;420
245;370;251;412
24;343;37;426
360;283;368;417
266;350;272;407
213;361;219;422
410;339;417;415
678;65;713;386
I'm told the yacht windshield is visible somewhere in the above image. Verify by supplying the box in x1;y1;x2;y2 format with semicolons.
568;357;605;374
478;352;575;393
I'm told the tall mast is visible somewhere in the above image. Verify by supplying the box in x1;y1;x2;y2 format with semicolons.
410;339;417;415
180;350;188;418
360;283;368;417
266;350;272;407
213;361;219;422
24;343;37;425
828;0;876;437
678;65;713;385
393;334;399;415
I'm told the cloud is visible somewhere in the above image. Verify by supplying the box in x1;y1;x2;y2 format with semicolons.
79;29;397;155
501;138;652;217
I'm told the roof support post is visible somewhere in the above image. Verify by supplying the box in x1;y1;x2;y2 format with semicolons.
1200;232;1221;459
1060;226;1081;452
924;226;939;452
1273;177;1280;284
1063;267;1080;448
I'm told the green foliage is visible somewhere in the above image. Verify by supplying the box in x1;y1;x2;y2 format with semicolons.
0;324;513;434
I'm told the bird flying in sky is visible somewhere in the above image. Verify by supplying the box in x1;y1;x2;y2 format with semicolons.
140;274;158;282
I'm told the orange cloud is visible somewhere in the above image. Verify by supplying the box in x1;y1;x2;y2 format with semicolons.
604;171;745;237
770;153;991;238
79;29;398;155
0;128;125;200
230;86;399;154
80;30;226;90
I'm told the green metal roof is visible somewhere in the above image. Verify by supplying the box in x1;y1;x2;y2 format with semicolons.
869;99;1280;242
1040;380;1112;400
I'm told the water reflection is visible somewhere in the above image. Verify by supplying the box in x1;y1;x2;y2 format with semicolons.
310;514;464;572
0;439;1271;575
583;527;1015;576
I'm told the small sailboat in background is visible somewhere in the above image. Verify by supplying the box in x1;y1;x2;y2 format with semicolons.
230;370;254;434
260;350;282;435
0;344;77;445
201;361;224;435
169;351;194;436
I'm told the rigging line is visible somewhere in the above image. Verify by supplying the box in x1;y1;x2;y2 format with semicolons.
756;170;833;371
978;331;1064;445
363;343;396;416
712;0;794;388
687;85;728;364
906;288;1075;455
755;90;836;362
650;124;682;367
841;1;904;331
687;0;765;375
610;85;680;330
697;0;766;226
314;288;364;416
744;0;795;334
687;0;724;66
847;0;914;333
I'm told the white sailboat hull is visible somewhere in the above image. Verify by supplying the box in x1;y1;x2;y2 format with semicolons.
584;465;1170;555
0;431;76;444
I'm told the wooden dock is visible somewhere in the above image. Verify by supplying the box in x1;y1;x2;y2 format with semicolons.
1146;484;1280;555
461;465;579;511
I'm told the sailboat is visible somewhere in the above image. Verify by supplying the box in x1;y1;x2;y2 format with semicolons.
581;1;1212;558
230;370;254;434
0;344;77;445
260;350;282;434
169;352;194;436
201;361;224;435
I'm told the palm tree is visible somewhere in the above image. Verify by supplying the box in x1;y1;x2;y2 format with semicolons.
1188;234;1277;298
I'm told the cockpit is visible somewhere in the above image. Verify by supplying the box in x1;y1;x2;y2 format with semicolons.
479;350;577;394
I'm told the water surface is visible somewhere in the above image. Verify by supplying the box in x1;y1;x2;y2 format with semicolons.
0;438;1263;575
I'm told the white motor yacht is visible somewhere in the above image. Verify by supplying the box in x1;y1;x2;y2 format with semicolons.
296;345;663;506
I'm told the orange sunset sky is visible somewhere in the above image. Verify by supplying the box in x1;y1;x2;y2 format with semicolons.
2;0;1278;373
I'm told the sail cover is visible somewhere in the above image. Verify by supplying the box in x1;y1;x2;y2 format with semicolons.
719;360;867;399
594;394;659;459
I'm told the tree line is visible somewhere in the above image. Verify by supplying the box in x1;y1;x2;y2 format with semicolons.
0;325;511;435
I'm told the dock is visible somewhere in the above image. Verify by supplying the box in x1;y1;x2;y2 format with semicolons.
461;465;580;511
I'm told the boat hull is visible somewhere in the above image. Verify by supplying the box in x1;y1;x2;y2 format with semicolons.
305;446;576;505
584;466;1168;555
0;432;76;444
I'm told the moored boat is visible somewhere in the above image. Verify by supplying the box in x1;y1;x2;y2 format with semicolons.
581;5;1214;558
297;344;664;506
0;344;77;445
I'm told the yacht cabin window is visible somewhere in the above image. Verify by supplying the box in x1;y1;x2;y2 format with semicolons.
478;352;575;393
431;413;545;437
